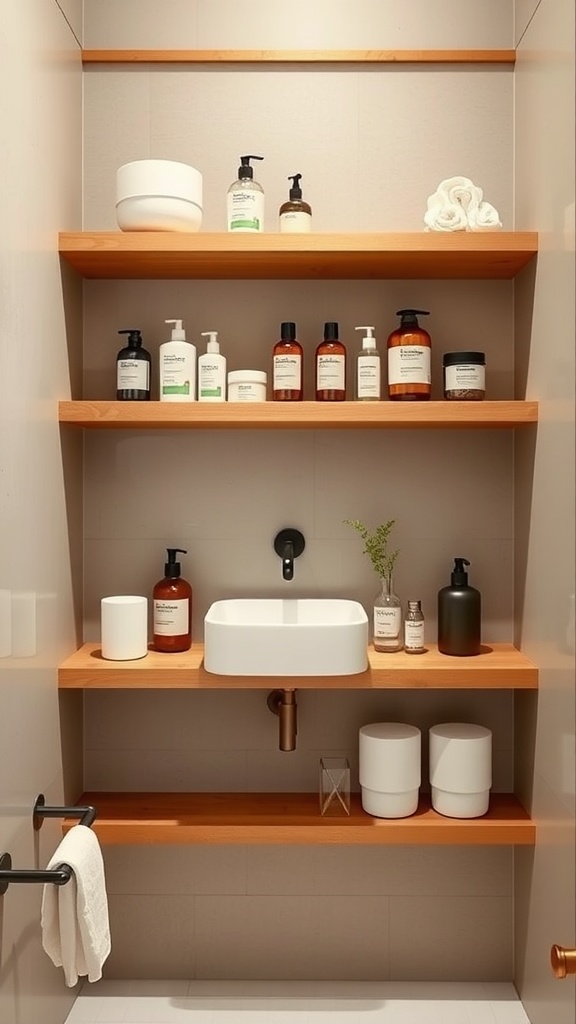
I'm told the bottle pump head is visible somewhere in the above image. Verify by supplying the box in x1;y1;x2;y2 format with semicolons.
355;325;376;350
164;547;187;578
280;321;296;341
287;173;303;199
165;319;185;341
238;155;264;179
451;557;471;585
396;309;430;327
118;329;142;346
201;330;219;353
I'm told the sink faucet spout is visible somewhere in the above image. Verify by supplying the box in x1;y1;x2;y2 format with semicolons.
273;528;305;582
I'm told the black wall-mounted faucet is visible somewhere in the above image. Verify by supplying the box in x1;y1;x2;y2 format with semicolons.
273;528;305;581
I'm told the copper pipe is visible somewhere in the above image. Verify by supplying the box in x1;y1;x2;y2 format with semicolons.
551;945;576;979
267;689;297;751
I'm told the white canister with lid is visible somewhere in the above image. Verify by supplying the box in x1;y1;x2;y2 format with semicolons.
359;722;421;818
429;722;492;818
228;370;267;402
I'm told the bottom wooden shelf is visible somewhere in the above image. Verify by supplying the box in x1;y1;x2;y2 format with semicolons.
67;792;535;846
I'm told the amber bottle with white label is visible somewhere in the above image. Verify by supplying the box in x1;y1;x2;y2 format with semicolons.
387;309;431;401
273;321;303;400
315;322;346;401
153;548;192;652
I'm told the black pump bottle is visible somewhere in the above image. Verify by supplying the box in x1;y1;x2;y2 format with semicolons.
116;329;151;400
437;557;481;656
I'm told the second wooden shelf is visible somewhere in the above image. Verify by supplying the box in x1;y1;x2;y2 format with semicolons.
64;792;535;846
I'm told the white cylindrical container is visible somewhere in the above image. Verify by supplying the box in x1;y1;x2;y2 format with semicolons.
359;722;421;818
227;370;267;402
101;596;148;661
116;159;203;232
429;722;492;818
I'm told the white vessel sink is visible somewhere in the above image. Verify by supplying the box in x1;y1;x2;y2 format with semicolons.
204;598;369;676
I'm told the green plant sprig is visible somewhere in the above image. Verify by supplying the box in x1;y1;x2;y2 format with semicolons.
343;518;399;582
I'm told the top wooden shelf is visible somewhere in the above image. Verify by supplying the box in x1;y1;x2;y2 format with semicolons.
58;232;538;281
82;49;516;65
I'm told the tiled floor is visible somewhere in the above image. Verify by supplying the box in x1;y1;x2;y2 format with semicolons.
64;980;532;1023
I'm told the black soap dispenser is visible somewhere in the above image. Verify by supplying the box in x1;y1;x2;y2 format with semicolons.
438;558;481;656
116;329;151;400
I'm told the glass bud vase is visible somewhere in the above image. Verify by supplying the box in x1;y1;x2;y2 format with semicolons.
373;575;403;652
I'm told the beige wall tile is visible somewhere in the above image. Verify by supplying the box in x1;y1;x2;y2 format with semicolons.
246;845;512;896
515;1;539;43
56;0;82;43
105;895;197;978
85;747;248;791
390;896;513;980
104;845;247;895
83;0;512;50
195;895;389;979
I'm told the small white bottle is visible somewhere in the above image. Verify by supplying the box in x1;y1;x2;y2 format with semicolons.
198;331;227;402
159;319;196;402
227;155;265;233
355;326;381;401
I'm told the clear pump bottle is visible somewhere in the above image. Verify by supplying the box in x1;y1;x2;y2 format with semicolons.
227;155;265;233
355;326;380;401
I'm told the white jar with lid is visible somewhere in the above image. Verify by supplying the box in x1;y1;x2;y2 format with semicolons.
228;370;267;402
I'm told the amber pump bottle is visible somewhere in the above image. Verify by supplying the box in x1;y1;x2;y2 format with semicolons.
153;548;192;653
273;321;303;400
387;309;431;401
315;321;346;401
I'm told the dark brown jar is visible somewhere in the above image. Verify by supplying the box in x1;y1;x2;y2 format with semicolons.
153;548;192;653
315;321;346;401
443;352;486;400
273;321;303;400
387;309;431;401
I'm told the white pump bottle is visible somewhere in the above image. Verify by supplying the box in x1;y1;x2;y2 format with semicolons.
355;325;381;401
198;331;227;403
159;319;196;402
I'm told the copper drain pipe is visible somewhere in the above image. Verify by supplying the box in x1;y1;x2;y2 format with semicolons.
267;689;297;751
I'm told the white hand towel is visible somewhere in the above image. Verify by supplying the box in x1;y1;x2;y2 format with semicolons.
436;175;484;212
41;825;111;987
424;198;468;232
467;200;502;231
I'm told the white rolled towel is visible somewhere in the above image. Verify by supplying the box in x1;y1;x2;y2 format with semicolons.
436;176;483;212
467;200;502;231
424;196;468;232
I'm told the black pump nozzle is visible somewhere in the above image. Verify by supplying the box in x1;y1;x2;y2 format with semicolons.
165;547;187;578
324;322;339;341
287;173;303;199
280;322;296;341
396;309;430;327
451;558;471;585
118;329;143;345
238;155;264;179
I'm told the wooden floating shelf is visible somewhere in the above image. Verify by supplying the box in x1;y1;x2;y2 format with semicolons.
82;49;517;65
58;232;538;281
58;401;538;430
58;642;538;690
64;792;534;846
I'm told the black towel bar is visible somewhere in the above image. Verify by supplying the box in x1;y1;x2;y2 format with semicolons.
0;793;97;894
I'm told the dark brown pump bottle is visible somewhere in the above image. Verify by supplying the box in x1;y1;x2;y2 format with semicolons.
153;548;192;653
387;309;431;401
315;321;346;401
273;321;303;400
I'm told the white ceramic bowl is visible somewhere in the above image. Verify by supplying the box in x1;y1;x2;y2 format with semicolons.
116;159;203;232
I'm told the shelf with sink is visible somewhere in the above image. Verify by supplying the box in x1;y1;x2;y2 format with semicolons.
58;642;538;689
62;791;535;846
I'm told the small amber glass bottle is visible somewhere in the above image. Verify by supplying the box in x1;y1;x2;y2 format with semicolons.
387;309;431;401
273;321;303;400
153;548;192;653
315;322;346;401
